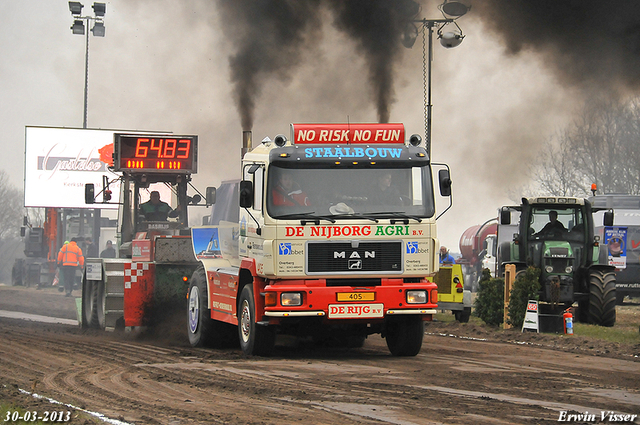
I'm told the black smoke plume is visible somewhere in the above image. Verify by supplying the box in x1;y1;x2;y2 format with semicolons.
470;0;640;95
216;0;419;129
216;1;323;131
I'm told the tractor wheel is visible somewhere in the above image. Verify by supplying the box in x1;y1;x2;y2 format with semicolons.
454;307;471;323
96;278;106;329
238;286;275;356
587;269;616;327
82;277;100;329
384;316;424;356
187;268;236;348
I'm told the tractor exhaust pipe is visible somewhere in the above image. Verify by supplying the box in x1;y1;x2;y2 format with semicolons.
242;130;252;159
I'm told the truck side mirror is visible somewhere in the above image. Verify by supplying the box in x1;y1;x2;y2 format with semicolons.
603;210;614;227
500;208;511;225
85;184;95;204
438;169;452;197
20;227;26;237
239;180;253;208
205;187;216;205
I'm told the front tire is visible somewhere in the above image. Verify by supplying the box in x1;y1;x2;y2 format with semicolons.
238;286;275;356
187;268;236;348
587;269;616;327
384;316;424;356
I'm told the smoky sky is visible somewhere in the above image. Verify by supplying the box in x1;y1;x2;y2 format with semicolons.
216;0;420;129
217;0;640;132
471;1;640;95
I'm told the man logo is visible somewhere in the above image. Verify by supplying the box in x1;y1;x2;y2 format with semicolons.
279;243;292;255
334;251;375;259
406;242;418;254
349;259;362;269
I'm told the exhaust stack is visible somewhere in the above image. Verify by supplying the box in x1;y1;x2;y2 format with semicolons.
242;130;252;159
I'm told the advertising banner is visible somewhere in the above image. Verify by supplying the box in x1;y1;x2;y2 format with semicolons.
24;127;124;209
604;226;627;269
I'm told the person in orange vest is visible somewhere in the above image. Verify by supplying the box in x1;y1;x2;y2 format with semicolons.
57;237;85;297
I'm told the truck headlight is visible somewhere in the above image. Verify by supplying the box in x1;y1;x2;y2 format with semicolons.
545;266;554;273
565;266;573;273
406;290;427;304
281;292;302;306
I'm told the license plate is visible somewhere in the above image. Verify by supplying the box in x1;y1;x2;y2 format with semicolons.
328;303;384;318
337;292;375;302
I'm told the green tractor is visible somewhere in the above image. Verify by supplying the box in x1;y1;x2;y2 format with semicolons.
498;197;616;326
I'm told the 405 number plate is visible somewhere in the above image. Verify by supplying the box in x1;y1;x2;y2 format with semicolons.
336;292;375;302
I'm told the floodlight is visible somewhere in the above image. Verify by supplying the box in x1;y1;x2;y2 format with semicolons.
439;31;464;48
69;1;83;15
92;2;106;17
91;22;105;37
71;20;85;35
440;1;469;17
401;22;419;49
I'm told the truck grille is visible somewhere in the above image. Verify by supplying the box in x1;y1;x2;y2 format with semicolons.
307;241;402;274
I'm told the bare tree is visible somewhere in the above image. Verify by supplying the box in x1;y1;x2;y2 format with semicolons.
532;97;640;197
0;171;24;282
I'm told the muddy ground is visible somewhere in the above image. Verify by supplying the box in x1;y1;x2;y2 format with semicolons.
0;284;639;425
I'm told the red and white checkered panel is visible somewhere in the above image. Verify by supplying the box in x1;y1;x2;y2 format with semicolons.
124;262;151;288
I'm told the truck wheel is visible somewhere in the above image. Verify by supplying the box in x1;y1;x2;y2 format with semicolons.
384;316;424;356
588;269;616;327
187;268;236;348
238;286;275;356
187;269;215;347
455;307;471;323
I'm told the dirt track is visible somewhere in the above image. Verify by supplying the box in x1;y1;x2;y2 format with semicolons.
1;284;639;425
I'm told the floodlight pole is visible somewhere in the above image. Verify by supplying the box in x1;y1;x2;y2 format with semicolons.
69;7;104;129
83;22;89;129
416;18;452;158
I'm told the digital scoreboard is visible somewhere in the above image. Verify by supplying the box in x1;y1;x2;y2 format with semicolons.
113;134;197;173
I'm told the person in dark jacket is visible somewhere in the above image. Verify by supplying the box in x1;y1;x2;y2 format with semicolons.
100;240;116;258
85;237;99;258
139;191;179;221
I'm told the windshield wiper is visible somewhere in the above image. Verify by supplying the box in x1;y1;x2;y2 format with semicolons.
275;212;336;224
330;213;379;223
363;212;423;223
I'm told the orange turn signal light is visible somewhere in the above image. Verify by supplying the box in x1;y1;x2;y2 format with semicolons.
264;292;277;307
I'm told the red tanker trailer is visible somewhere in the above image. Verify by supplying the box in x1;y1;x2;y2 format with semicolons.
458;219;497;291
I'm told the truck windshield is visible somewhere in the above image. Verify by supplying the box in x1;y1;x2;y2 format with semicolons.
267;165;435;219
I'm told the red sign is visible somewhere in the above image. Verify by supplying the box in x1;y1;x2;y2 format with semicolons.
291;123;405;144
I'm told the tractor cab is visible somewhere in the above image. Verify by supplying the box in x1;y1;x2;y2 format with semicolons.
519;202;593;302
85;133;205;259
